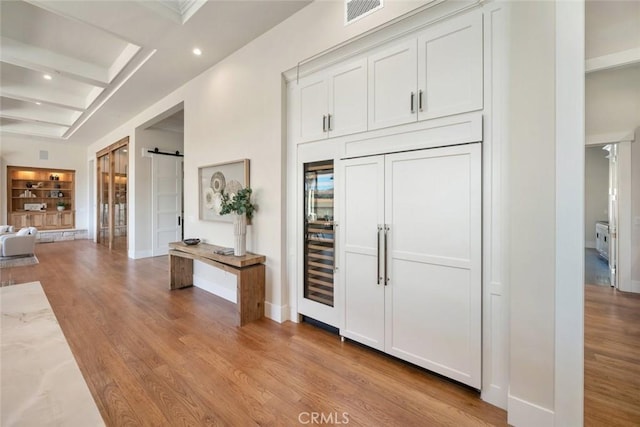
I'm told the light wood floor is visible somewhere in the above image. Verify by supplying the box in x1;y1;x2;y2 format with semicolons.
584;284;640;426
1;240;507;426
3;241;639;426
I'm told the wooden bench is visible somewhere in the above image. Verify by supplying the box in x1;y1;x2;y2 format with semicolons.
168;241;266;326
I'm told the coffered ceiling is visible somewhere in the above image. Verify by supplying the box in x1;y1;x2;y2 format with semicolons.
0;0;310;143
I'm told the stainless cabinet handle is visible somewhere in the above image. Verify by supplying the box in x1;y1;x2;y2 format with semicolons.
333;222;339;271
384;225;390;285
322;115;327;132
377;225;382;285
419;90;423;111
410;92;415;113
327;114;332;131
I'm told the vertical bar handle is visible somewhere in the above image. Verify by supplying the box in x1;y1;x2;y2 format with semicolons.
178;216;181;226
377;225;383;285
322;115;327;132
410;92;415;113
418;90;423;111
327;114;332;131
333;222;339;271
384;225;390;285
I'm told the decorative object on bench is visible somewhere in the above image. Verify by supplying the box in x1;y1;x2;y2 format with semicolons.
183;238;200;246
0;227;37;257
220;187;256;256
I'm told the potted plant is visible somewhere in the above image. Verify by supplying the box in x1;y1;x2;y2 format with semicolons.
219;187;256;256
56;201;66;211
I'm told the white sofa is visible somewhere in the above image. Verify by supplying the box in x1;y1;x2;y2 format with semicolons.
0;227;37;257
0;225;15;235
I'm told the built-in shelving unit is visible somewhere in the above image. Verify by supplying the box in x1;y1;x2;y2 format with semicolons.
6;166;76;230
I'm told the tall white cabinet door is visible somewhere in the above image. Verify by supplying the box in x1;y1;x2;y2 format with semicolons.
417;10;483;120
384;144;481;388
328;59;368;138
297;74;329;143
340;156;386;351
368;39;417;131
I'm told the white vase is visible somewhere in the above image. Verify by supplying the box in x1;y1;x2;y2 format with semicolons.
233;213;247;256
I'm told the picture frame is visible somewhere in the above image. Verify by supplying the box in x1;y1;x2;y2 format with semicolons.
198;159;250;222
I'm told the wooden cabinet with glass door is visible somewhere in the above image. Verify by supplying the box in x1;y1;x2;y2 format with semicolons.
6;166;76;230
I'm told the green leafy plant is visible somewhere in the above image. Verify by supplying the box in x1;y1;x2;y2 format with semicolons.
220;187;256;219
56;200;66;207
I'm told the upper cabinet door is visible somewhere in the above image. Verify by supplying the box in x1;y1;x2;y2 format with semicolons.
417;10;483;120
298;73;329;143
327;58;367;139
368;39;418;131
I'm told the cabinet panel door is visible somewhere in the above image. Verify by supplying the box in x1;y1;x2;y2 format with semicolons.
61;211;75;228
30;213;45;228
328;58;367;138
368;39;417;131
384;143;481;388
297;74;329;143
340;156;385;350
10;213;28;228
417;10;483;120
45;212;59;229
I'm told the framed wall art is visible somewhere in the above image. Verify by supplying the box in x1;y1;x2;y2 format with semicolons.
198;159;250;222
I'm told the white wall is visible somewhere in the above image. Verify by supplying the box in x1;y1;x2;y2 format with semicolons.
85;1;432;320
0;135;89;230
132;127;184;258
585;146;609;248
586;65;640;138
506;1;557;424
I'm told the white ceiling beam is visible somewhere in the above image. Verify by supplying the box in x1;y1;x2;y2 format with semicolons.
64;48;156;139
0;122;67;139
0;112;73;128
585;47;640;74
108;44;142;81
0;37;109;88
1;89;87;112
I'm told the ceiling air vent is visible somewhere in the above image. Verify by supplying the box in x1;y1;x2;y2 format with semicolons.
345;0;383;25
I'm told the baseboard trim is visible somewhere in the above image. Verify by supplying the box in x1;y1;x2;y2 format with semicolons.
508;394;554;427
482;384;507;410
193;275;236;303
631;280;640;293
131;250;153;259
265;302;288;323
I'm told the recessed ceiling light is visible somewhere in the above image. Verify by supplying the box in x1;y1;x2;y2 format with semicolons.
43;74;52;80
193;48;202;56
35;102;42;105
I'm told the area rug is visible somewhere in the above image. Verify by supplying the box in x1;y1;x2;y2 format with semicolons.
1;281;105;426
0;255;39;269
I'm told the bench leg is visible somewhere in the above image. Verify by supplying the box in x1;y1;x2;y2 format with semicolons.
170;255;193;289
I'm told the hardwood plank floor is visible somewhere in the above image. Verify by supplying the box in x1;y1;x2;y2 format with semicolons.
1;240;507;426
584;284;640;426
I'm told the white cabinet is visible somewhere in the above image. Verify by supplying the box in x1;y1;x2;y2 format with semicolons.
296;59;367;143
340;143;482;388
417;9;483;120
368;9;483;131
596;222;609;260
368;39;418;130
